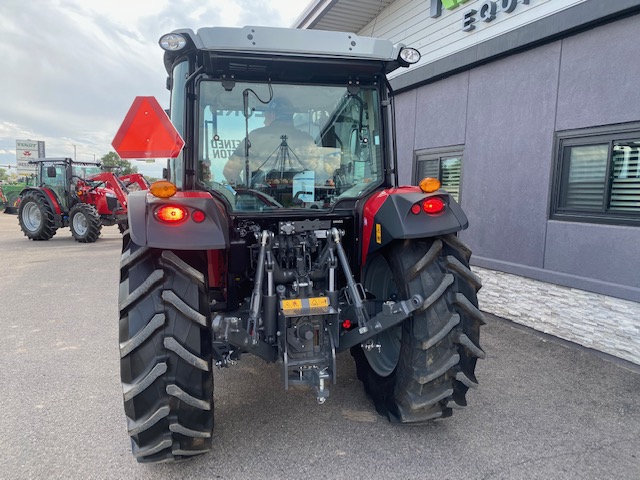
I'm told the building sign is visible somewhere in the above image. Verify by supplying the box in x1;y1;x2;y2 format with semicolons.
16;139;45;176
431;0;531;31
431;0;471;17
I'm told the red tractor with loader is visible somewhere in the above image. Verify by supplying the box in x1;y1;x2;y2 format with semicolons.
17;158;142;242
119;173;151;192
115;26;485;463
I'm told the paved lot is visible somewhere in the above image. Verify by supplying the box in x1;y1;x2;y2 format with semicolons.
0;212;638;479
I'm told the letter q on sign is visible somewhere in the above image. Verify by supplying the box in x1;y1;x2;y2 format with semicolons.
502;0;517;13
479;1;497;22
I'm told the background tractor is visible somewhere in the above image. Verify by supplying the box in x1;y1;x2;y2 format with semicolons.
1;177;34;214
0;186;7;212
17;158;140;242
119;173;151;192
115;26;485;463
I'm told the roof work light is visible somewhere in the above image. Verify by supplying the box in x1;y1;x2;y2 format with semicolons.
159;33;187;51
399;47;421;65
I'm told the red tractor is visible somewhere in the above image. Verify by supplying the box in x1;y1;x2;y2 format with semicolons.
115;26;484;463
119;173;151;192
18;158;134;242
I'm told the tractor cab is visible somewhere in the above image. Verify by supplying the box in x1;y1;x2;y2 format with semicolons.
34;158;102;210
197;81;382;210
151;26;421;214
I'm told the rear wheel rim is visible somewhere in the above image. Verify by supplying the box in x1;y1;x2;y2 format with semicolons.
73;211;88;236
22;202;42;232
363;254;402;377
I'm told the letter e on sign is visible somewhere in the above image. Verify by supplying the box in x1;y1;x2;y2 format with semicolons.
112;96;185;159
462;9;477;31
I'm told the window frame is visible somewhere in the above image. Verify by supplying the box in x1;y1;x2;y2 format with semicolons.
413;145;464;203
551;122;640;226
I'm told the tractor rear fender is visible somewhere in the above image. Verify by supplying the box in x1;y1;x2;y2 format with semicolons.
127;190;229;250
360;186;468;265
20;187;62;215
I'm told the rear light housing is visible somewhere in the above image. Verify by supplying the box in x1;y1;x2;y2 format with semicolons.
155;205;188;224
410;196;446;216
422;197;446;215
154;205;207;224
192;209;206;223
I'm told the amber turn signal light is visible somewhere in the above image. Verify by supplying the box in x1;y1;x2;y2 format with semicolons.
419;177;441;193
150;180;177;198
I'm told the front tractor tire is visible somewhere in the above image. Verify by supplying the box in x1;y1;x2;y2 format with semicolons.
353;235;485;423
69;203;102;243
118;233;213;463
18;191;57;241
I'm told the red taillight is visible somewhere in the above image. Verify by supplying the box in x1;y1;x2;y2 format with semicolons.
342;319;352;330
410;203;422;215
156;205;187;223
422;197;445;215
192;210;206;223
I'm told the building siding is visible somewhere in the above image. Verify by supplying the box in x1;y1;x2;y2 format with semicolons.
475;266;640;365
555;14;640;131
544;221;640;289
414;70;469;153
461;41;560;268
394;89;418;184
393;16;640;301
357;0;586;76
388;8;640;362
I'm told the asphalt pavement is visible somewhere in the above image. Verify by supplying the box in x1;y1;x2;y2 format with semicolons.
0;212;638;479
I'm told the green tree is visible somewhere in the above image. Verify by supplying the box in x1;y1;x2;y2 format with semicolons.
100;152;138;175
0;168;8;182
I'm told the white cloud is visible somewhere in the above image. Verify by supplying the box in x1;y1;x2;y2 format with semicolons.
0;0;309;175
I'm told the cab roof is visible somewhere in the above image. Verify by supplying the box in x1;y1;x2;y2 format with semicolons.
162;25;409;77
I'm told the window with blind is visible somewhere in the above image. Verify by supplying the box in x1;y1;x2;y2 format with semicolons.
414;147;463;202
553;124;640;225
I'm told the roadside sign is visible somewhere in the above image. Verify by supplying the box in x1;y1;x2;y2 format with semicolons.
111;96;184;159
16;139;45;175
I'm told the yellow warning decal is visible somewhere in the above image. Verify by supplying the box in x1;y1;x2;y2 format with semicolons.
281;296;330;314
282;299;302;311
309;297;329;307
375;224;382;244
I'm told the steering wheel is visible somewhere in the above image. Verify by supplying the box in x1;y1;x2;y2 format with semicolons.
70;175;104;192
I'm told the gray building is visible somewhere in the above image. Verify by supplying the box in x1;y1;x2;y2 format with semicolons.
295;0;640;364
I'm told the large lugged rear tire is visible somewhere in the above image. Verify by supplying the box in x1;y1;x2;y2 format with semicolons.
18;191;57;241
69;203;102;243
119;232;213;463
352;235;485;422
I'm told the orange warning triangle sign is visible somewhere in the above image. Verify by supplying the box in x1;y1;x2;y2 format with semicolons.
112;96;184;159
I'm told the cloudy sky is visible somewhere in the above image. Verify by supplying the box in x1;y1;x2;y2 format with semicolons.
0;0;310;177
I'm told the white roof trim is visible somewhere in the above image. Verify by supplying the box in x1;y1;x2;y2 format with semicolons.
293;0;395;33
